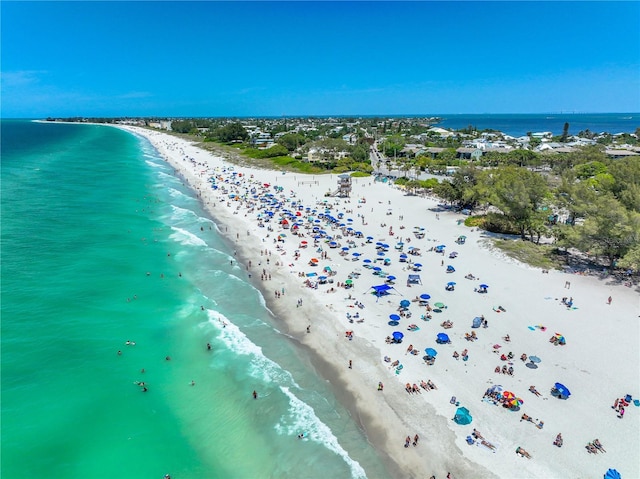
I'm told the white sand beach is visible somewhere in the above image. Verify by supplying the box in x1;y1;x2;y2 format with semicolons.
119;126;639;479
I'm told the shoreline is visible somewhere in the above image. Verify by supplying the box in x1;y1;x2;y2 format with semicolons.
116;125;639;479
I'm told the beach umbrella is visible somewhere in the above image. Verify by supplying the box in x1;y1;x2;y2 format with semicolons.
389;314;401;321
604;469;622;479
372;266;382;272
479;284;489;289
310;258;319;263
414;263;422;268
363;259;372;264
502;391;515;400
437;244;446;249
352;252;361;257
436;332;450;343
447;281;456;286
425;347;438;358
453;407;472;425
510;397;524;408
488;384;503;393
345;279;353;285
342;246;349;251
392;331;404;341
434;302;445;309
525;362;538;369
377;251;386;256
554;383;571;398
400;299;411;308
386;275;396;281
529;356;541;363
420;293;431;300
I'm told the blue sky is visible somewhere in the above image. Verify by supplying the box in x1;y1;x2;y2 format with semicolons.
2;1;639;117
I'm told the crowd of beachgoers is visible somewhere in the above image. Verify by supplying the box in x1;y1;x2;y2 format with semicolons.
117;125;639;479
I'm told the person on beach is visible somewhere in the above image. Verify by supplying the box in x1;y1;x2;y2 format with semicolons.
607;296;612;304
348;360;352;369
413;434;419;446
378;382;384;391
404;436;411;448
252;390;257;399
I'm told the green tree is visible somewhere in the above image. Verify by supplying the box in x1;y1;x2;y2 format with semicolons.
560;122;570;143
483;166;550;241
570;196;640;268
277;133;306;152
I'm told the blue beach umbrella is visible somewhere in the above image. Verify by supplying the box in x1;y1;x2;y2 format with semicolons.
436;332;450;343
529;356;541;363
400;299;411;308
425;348;438;357
604;469;622;479
363;259;372;264
389;314;401;321
392;331;404;341
372;266;382;272
480;284;489;289
420;294;431;300
447;281;456;286
386;275;396;281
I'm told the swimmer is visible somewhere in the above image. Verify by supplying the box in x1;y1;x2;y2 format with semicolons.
191;380;195;386
297;433;305;439
207;342;212;351
252;390;257;399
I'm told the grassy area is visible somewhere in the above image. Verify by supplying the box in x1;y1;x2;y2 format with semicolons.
489;238;566;270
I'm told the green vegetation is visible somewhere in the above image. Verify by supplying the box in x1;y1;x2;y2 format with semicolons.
489;239;567;270
437;158;639;270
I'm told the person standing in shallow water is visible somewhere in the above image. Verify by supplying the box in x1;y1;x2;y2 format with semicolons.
252;390;257;399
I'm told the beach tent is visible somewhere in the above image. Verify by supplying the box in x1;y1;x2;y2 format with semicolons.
454;407;472;425
370;284;398;299
407;274;422;286
472;316;483;328
552;382;571;399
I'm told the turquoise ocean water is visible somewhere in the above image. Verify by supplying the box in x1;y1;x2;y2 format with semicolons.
1;120;389;479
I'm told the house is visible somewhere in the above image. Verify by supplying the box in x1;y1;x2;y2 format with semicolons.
605;149;640;159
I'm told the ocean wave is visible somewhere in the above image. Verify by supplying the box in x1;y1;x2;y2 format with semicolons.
144;159;166;169
276;386;367;479
169;204;215;228
206;309;300;387
169;226;208;247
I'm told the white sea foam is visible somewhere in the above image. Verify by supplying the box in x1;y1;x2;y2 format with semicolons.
276;386;367;479
205;309;300;387
170;204;215;228
169;226;208;247
144;159;165;169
